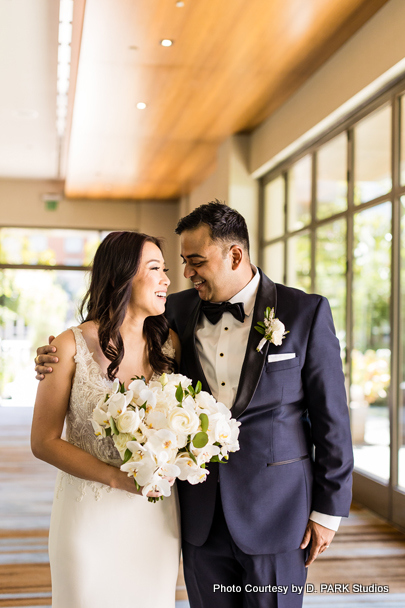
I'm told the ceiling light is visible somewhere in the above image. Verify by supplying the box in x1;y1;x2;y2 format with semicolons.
59;22;72;45
137;102;147;110
59;0;73;23
57;63;71;80
57;118;66;136
160;39;173;47
57;78;69;95
176;1;184;6
58;43;71;64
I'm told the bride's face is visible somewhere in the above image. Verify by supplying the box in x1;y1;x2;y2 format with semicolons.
129;241;170;318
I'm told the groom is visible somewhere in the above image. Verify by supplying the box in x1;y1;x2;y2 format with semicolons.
36;202;353;607
166;202;352;608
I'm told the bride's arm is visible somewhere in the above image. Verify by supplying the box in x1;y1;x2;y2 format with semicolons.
31;330;141;495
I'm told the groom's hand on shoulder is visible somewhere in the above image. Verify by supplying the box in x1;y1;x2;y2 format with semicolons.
35;336;58;381
300;520;336;567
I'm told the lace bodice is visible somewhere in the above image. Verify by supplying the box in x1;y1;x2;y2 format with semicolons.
66;327;176;469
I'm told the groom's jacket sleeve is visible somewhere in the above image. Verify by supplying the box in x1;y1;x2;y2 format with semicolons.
303;296;353;516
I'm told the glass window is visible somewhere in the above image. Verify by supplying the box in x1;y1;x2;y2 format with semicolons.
399;196;405;490
401;96;405;186
287;232;311;292
263;242;284;284
287;155;312;231
316;134;347;220
354;105;392;205
0;268;88;407
315;219;347;358
264;176;284;241
351;203;391;481
0;228;102;266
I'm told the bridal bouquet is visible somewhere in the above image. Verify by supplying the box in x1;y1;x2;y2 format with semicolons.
90;373;240;501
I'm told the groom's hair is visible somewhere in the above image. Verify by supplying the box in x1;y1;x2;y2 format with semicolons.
175;200;250;255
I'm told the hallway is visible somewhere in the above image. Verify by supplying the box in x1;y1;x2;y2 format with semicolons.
1;406;405;607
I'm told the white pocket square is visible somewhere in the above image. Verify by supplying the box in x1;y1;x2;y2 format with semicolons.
267;353;296;363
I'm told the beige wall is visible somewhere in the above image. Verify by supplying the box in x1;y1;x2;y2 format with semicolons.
180;136;259;266
250;0;405;176
0;178;182;293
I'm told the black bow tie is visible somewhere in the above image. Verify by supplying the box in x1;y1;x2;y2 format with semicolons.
201;301;245;325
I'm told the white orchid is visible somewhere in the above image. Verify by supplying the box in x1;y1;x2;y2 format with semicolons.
91;371;241;502
106;390;133;418
90;419;106;437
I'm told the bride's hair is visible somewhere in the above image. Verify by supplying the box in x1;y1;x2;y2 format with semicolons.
79;231;176;380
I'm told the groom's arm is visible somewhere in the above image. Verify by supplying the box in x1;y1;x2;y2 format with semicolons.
301;296;353;564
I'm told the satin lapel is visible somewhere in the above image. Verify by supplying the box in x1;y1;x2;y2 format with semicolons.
231;270;277;419
180;298;211;394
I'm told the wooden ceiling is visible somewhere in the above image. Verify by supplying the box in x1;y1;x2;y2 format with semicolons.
64;0;390;200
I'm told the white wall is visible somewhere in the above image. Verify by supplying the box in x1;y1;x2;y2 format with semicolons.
179;136;259;266
0;178;182;292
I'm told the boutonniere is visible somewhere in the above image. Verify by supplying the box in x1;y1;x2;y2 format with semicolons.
254;307;289;353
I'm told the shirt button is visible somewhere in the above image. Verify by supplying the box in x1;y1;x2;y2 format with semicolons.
220;353;224;357
224;327;229;331
221;382;225;386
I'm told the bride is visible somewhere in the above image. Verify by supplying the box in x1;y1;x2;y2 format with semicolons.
31;231;181;608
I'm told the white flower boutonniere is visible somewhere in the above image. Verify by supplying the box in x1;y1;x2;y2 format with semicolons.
254;307;289;353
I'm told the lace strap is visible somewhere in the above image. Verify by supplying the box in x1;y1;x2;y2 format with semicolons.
69;326;86;355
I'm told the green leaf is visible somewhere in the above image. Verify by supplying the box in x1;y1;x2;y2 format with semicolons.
193;431;209;449
105;427;112;437
254;325;265;335
188;385;195;398
188;451;198;465
119;381;126;394
257;321;266;328
175;384;184;403
199;413;209;433
210;455;228;464
195;380;202;394
131;375;146;382
122;448;132;464
110;417;119;436
139;401;147;411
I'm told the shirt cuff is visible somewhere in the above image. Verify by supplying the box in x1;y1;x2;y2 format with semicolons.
309;511;341;532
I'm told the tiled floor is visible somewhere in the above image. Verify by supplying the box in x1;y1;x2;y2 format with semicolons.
1;406;405;608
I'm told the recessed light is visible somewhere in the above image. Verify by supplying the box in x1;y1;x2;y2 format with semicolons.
160;39;173;47
136;102;147;110
176;1;184;6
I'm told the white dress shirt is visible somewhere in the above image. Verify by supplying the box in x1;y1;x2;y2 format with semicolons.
195;266;341;532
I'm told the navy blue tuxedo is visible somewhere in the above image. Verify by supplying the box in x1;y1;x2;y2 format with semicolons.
165;270;353;557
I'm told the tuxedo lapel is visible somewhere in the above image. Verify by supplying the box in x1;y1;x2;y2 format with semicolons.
181;298;211;394
231;270;277;419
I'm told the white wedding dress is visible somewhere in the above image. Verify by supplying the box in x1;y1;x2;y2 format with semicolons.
48;327;181;608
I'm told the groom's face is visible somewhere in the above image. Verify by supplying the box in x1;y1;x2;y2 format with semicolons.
180;224;236;302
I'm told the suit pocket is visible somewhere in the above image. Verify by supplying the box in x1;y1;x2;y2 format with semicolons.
267;455;309;466
265;356;300;373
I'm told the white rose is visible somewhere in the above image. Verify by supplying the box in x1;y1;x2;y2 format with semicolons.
271;331;284;346
167;406;199;436
116;410;140;434
113;432;133;459
270;318;285;334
